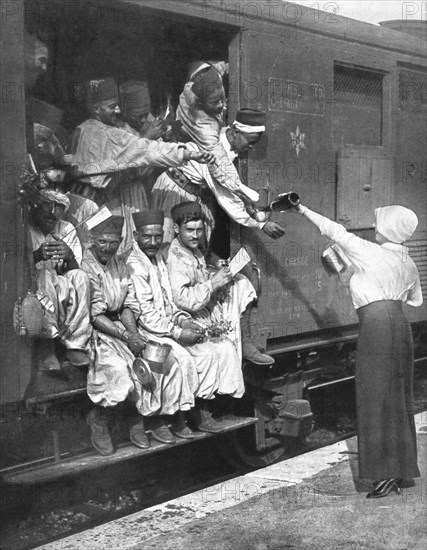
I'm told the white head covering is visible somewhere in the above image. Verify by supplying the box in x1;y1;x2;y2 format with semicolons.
39;189;70;212
374;205;418;243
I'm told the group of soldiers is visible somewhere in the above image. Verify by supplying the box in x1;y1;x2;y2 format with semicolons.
25;59;287;455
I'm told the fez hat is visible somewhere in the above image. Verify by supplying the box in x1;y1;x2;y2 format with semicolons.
90;215;124;235
191;67;223;102
133;210;164;229
374;206;418;244
83;77;118;104
235;108;266;128
171;201;202;223
31;98;64;132
120;81;151;112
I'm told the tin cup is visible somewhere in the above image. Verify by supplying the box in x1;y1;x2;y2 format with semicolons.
142;340;172;374
133;358;153;386
322;246;344;273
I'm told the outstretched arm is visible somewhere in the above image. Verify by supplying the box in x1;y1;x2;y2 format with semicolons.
296;204;380;268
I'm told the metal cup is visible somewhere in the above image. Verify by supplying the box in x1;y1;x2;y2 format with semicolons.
142;341;172;374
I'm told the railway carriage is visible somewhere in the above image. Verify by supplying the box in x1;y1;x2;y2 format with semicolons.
0;0;426;484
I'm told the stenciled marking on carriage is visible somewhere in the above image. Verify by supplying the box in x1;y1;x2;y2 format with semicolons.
268;78;325;116
0;3;426;541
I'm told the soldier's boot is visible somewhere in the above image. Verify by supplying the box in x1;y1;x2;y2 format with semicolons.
129;416;151;449
191;399;223;434
86;406;114;456
240;305;274;366
149;416;176;444
170;411;195;440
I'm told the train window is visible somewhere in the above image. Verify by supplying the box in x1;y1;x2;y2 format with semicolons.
399;69;427;111
333;63;384;147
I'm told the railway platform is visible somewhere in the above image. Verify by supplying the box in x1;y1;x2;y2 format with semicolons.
36;412;427;550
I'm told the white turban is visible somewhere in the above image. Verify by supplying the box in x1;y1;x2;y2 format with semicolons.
374;205;418;243
39;189;70;212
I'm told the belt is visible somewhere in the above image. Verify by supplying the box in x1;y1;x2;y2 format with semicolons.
166;168;202;198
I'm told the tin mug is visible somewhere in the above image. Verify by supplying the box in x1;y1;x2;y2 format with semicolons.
142;341;172;374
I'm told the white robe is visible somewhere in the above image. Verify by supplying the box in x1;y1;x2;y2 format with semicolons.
151;135;263;243
110;120;152;252
29;220;91;351
127;243;230;400
81;248;193;414
167;238;257;398
69;118;188;190
176;82;259;200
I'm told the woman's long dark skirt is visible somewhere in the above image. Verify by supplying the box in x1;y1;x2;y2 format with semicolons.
356;300;420;481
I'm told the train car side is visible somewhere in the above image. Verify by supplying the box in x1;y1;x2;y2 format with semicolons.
0;0;425;474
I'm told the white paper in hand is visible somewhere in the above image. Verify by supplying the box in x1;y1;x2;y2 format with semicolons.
85;205;113;230
228;247;251;277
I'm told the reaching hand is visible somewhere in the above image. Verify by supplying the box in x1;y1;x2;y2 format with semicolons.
211;267;234;291
141;119;165;140
262;221;286;239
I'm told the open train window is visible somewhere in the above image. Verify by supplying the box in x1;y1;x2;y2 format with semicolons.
333;63;384;147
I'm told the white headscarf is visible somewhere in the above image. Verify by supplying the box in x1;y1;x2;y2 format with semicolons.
374;205;418;243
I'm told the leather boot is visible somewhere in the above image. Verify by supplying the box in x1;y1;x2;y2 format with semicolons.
170;411;195;440
149;416;176;444
36;339;61;372
129;416;150;449
86;407;114;456
191;399;223;433
240;305;274;366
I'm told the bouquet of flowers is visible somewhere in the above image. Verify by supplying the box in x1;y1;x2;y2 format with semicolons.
198;318;233;341
18;169;45;208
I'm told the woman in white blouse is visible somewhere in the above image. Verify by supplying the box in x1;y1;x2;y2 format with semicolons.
296;203;422;498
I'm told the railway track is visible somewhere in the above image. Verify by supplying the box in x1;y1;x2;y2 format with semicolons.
1;360;425;550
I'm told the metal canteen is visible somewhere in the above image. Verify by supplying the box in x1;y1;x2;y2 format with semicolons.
269;192;300;211
249;191;301;222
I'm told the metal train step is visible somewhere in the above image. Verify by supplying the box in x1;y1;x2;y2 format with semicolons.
2;416;258;486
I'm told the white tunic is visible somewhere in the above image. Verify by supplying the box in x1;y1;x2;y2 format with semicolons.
29;220;91;350
167;238;257;398
81;248;192;414
176;81;259;200
127;243;226;400
29;219;82;268
69;119;188;190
